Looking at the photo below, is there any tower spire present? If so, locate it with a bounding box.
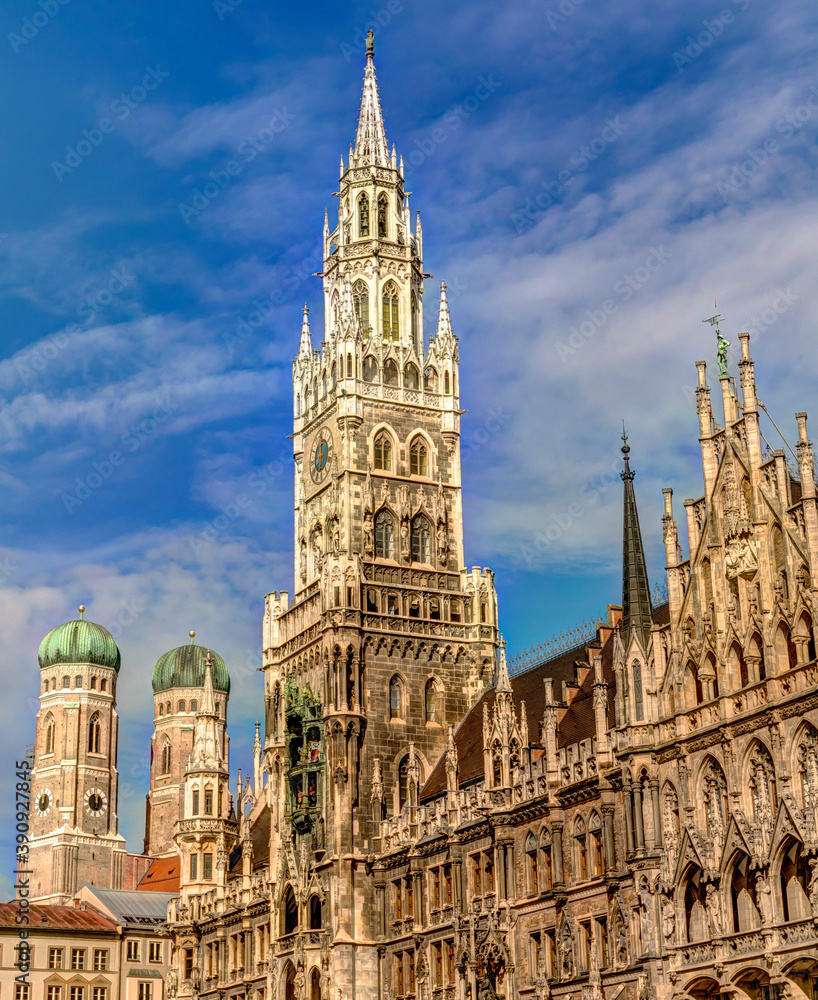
[299,304,312,355]
[354,32,389,165]
[436,281,453,339]
[620,428,653,650]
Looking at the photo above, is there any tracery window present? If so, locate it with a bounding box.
[382,282,399,341]
[390,676,404,720]
[374,434,392,471]
[353,280,370,337]
[88,713,101,754]
[411,514,432,563]
[358,193,369,237]
[377,193,388,238]
[410,438,428,477]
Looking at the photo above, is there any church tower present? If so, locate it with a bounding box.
[28,607,127,903]
[144,635,231,856]
[261,37,499,999]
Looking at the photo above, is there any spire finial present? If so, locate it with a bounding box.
[366,28,374,57]
[620,422,634,481]
[496,635,512,692]
[354,36,389,165]
[703,302,730,378]
[189,630,196,644]
[78,605,85,619]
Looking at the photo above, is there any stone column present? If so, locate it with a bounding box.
[651,780,663,849]
[633,781,645,851]
[552,822,564,885]
[602,805,616,872]
[623,783,635,854]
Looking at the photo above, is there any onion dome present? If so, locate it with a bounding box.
[151,633,230,695]
[38,606,121,672]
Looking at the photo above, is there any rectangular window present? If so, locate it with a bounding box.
[149,941,162,962]
[580,921,592,971]
[484,851,494,893]
[49,947,64,969]
[432,867,441,908]
[16,988,31,1000]
[71,948,86,970]
[192,789,200,815]
[69,990,84,1000]
[433,941,443,987]
[138,985,153,1000]
[546,929,557,979]
[542,844,553,889]
[407,950,416,994]
[185,948,194,980]
[444,863,453,905]
[472,854,482,895]
[190,853,198,880]
[394,879,403,920]
[92,990,108,1000]
[396,952,405,996]
[127,940,139,962]
[445,940,455,984]
[597,917,609,968]
[529,932,542,982]
[93,949,108,971]
[203,853,213,880]
[406,876,414,919]
[47,988,63,1000]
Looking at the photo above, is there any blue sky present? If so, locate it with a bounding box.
[2,0,818,893]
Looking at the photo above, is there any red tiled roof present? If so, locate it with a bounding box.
[0,902,118,933]
[137,856,180,893]
[421,627,617,801]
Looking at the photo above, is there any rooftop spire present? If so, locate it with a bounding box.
[620,427,653,650]
[354,32,389,166]
[496,635,512,693]
[299,304,312,355]
[436,281,453,338]
[201,649,216,717]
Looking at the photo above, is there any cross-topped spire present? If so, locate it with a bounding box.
[354,36,389,165]
[620,429,653,650]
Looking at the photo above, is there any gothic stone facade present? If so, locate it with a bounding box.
[154,45,818,1000]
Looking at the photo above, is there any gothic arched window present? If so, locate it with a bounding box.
[346,352,353,378]
[589,812,603,875]
[161,740,171,775]
[283,884,298,935]
[374,434,392,471]
[363,356,378,383]
[376,510,396,559]
[383,360,398,386]
[353,280,370,337]
[309,895,322,930]
[44,714,55,755]
[88,713,101,754]
[424,367,438,392]
[404,364,419,390]
[524,834,538,893]
[574,816,587,881]
[410,438,428,477]
[632,660,644,721]
[377,193,388,238]
[424,678,437,724]
[390,676,404,720]
[398,755,409,809]
[382,282,399,341]
[411,515,432,564]
[358,193,370,238]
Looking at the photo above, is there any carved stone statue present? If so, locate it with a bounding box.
[661,897,675,946]
[756,872,773,925]
[559,918,574,980]
[717,329,731,378]
[167,970,178,999]
[808,857,818,915]
[705,884,722,937]
[363,512,374,559]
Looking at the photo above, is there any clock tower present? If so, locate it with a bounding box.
[262,38,499,998]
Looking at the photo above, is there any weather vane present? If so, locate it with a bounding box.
[703,302,730,378]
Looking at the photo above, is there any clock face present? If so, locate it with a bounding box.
[84,787,107,818]
[35,789,52,817]
[310,429,333,485]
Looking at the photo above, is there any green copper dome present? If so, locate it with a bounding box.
[151,643,230,695]
[38,616,121,672]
